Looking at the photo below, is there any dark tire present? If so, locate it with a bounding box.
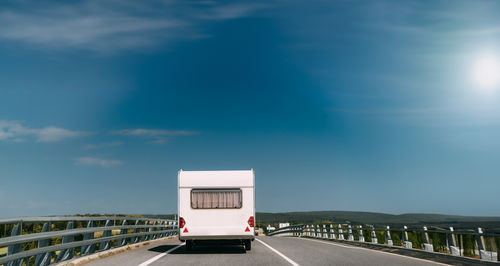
[186,240,193,251]
[244,239,251,251]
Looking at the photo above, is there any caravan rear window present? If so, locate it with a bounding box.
[191,189,242,209]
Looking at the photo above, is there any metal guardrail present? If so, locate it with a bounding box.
[0,216,178,266]
[268,225,304,236]
[268,223,500,262]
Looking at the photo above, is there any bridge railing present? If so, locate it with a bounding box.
[268,223,500,262]
[0,216,178,266]
[267,225,304,237]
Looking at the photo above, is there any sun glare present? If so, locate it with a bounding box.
[471,54,500,91]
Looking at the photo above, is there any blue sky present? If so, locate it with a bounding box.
[1,0,500,218]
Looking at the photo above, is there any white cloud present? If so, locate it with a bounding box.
[113,128,196,137]
[75,157,122,167]
[112,128,197,144]
[36,126,88,142]
[84,141,123,150]
[0,0,267,52]
[0,120,90,142]
[366,2,500,40]
[195,3,267,20]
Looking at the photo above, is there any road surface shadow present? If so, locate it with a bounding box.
[148,245,180,253]
[148,244,247,254]
[175,245,246,254]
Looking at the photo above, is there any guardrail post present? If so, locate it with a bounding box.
[371,227,378,243]
[310,225,314,237]
[119,220,128,246]
[56,221,75,262]
[156,221,162,239]
[161,221,167,238]
[322,224,328,239]
[7,223,23,266]
[140,220,146,241]
[34,222,52,266]
[330,224,336,240]
[157,221,163,238]
[358,225,365,242]
[142,220,150,241]
[476,227,495,261]
[99,220,112,251]
[171,221,176,236]
[402,226,412,248]
[151,221,158,239]
[447,227,460,256]
[81,221,95,255]
[338,224,344,240]
[347,225,354,241]
[422,226,433,252]
[162,221,166,237]
[131,220,140,243]
[150,220,156,240]
[165,221,170,237]
[316,224,321,239]
[158,221,164,238]
[305,225,309,237]
[385,226,393,246]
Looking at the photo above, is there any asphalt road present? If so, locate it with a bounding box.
[86,236,447,266]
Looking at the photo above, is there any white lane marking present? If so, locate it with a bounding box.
[297,238,359,249]
[137,243,185,266]
[256,238,301,266]
[297,238,449,266]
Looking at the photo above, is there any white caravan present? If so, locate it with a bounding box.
[178,170,255,251]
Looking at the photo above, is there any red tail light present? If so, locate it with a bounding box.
[179,217,186,228]
[248,216,254,228]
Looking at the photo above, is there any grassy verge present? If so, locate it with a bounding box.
[0,246,7,256]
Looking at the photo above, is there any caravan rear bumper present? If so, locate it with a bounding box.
[179,234,254,241]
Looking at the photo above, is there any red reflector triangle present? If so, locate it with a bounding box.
[183,228,188,233]
[245,227,250,232]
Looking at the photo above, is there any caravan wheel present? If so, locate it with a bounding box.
[244,239,251,251]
